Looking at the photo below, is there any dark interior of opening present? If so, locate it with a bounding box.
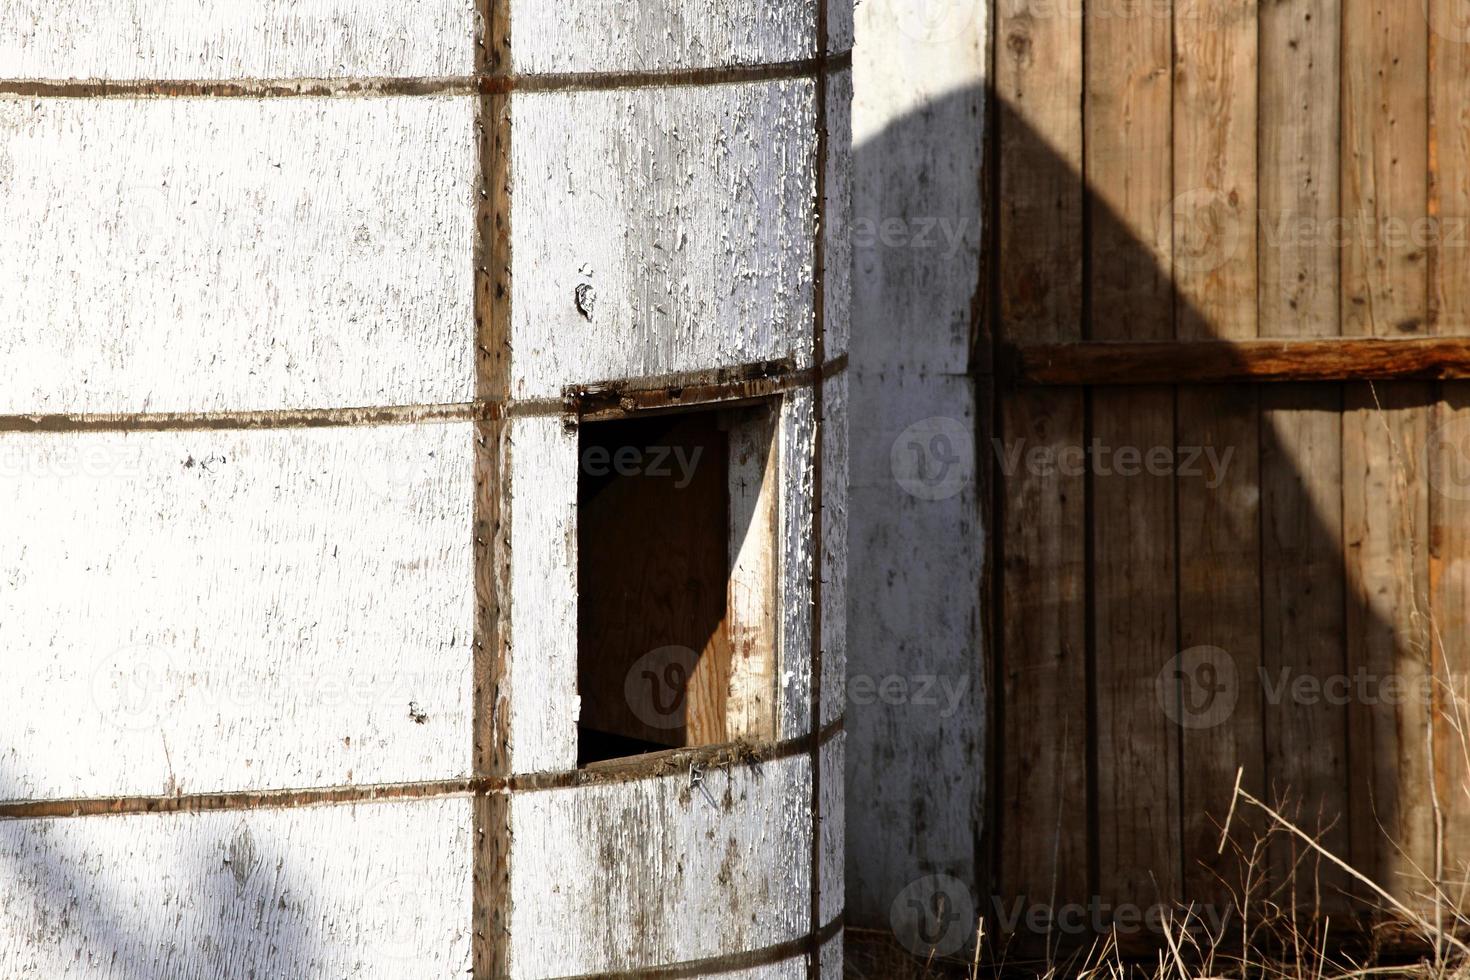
[577,407,748,766]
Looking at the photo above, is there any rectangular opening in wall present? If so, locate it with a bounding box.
[577,400,780,766]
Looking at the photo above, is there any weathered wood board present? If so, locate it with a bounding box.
[1086,0,1180,912]
[992,0,1470,938]
[1173,0,1263,907]
[821,373,849,731]
[0,0,474,80]
[508,0,818,74]
[1258,0,1350,911]
[1342,0,1434,903]
[778,389,818,740]
[824,67,854,361]
[845,0,985,926]
[0,96,476,415]
[0,424,475,800]
[994,0,1088,932]
[0,800,474,978]
[509,81,816,400]
[504,416,580,776]
[506,755,813,976]
[1,0,848,973]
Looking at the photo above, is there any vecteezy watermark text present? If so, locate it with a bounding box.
[993,438,1235,488]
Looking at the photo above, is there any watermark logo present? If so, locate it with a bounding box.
[118,182,176,259]
[887,0,983,43]
[991,895,1235,937]
[992,437,1234,487]
[625,645,698,730]
[847,673,971,718]
[851,215,973,257]
[1429,414,1470,502]
[361,869,425,962]
[91,642,181,733]
[1426,0,1470,44]
[581,444,704,488]
[890,874,975,958]
[893,416,973,501]
[1156,645,1238,731]
[1167,189,1245,277]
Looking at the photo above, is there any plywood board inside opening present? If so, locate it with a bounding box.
[577,402,779,764]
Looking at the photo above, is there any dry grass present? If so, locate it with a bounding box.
[850,700,1470,980]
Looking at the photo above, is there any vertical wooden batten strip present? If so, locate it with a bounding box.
[1085,0,1181,920]
[1172,0,1263,912]
[1428,0,1470,912]
[1258,0,1350,917]
[473,0,514,975]
[994,0,1089,948]
[1342,0,1434,909]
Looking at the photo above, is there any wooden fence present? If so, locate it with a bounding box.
[991,0,1470,946]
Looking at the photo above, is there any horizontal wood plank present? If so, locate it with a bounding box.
[1008,338,1470,385]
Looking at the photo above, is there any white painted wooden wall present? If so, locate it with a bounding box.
[0,2,850,977]
[847,0,988,932]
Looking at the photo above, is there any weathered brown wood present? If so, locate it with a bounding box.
[1342,0,1435,909]
[1430,0,1470,906]
[1259,0,1350,919]
[994,0,1089,944]
[577,413,734,754]
[1008,338,1470,386]
[1430,389,1470,904]
[988,0,1470,943]
[1173,0,1263,913]
[1086,0,1180,917]
[1261,385,1352,913]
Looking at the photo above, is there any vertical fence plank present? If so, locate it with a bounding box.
[1173,0,1263,913]
[1258,0,1351,916]
[1086,0,1180,918]
[1429,0,1470,910]
[994,0,1090,946]
[1342,0,1434,907]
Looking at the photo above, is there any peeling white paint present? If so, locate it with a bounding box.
[0,96,476,415]
[822,372,849,730]
[779,388,817,740]
[510,0,817,74]
[510,81,816,399]
[824,68,855,362]
[0,424,475,800]
[507,755,812,976]
[0,0,474,80]
[505,416,580,776]
[0,0,851,972]
[0,800,474,978]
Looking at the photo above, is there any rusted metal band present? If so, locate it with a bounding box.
[806,2,833,972]
[480,52,853,95]
[0,402,477,433]
[0,719,844,821]
[560,354,848,420]
[548,914,844,980]
[0,52,853,100]
[0,356,850,434]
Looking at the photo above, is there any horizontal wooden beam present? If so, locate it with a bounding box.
[1004,337,1470,385]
